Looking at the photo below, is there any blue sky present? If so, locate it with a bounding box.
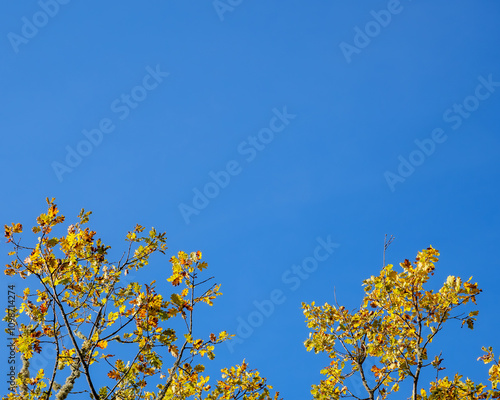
[1,1,499,398]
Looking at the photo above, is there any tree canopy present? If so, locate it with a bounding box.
[303,246,499,400]
[3,199,499,399]
[3,199,279,400]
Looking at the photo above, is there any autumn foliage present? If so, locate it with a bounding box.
[303,247,500,400]
[3,199,499,399]
[3,199,279,400]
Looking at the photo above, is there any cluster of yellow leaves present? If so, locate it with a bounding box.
[168,250,207,286]
[164,362,211,398]
[419,348,500,400]
[205,361,280,400]
[152,360,280,400]
[13,325,42,359]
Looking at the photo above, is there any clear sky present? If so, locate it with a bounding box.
[1,1,499,399]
